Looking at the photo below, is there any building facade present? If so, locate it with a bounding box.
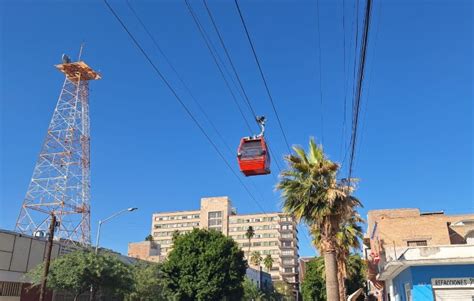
[129,196,299,285]
[1,229,138,301]
[364,208,474,300]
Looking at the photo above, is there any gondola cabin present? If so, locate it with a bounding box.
[237,136,271,176]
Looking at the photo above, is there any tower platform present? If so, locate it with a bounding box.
[55,61,101,81]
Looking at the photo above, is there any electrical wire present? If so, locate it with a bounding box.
[353,0,382,170]
[233,0,292,154]
[348,0,372,181]
[341,0,360,170]
[315,0,325,145]
[340,0,348,160]
[102,0,269,214]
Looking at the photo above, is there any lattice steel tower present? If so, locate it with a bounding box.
[15,54,100,245]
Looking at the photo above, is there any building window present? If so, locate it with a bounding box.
[284,268,293,273]
[282,259,294,265]
[209,219,222,226]
[209,211,222,219]
[407,240,427,247]
[208,211,223,232]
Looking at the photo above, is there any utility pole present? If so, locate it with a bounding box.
[39,213,57,301]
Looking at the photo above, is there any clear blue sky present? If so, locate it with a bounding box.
[1,0,472,257]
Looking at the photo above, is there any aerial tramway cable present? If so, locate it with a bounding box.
[200,0,283,173]
[102,0,268,213]
[233,0,292,155]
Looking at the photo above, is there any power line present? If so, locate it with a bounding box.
[233,0,292,154]
[341,0,360,170]
[348,0,373,180]
[315,0,325,145]
[102,0,269,214]
[340,0,348,160]
[353,0,382,170]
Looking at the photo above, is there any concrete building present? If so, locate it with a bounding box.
[246,267,273,291]
[126,241,163,263]
[129,196,299,285]
[364,208,474,300]
[298,257,313,284]
[1,229,136,301]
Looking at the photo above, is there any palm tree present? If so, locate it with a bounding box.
[312,212,364,300]
[250,251,262,267]
[263,254,274,272]
[277,138,361,301]
[245,226,255,256]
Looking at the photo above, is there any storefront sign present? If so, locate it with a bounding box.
[432,278,474,288]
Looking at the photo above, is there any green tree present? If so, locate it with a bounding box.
[161,228,246,301]
[27,249,133,301]
[250,251,262,267]
[144,234,153,241]
[263,254,274,272]
[344,254,367,298]
[302,255,366,301]
[277,138,361,301]
[242,278,265,301]
[127,262,166,301]
[273,281,295,301]
[245,226,255,255]
[301,257,326,301]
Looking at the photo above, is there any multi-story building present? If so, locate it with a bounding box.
[364,208,474,300]
[129,196,299,285]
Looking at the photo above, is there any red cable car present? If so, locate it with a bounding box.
[237,116,271,176]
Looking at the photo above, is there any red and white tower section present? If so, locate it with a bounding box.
[15,58,100,245]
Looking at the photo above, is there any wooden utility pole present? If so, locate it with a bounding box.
[39,213,57,301]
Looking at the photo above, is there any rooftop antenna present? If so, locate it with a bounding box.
[78,42,85,61]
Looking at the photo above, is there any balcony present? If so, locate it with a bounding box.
[281,260,298,267]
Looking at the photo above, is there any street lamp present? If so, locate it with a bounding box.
[94,207,138,253]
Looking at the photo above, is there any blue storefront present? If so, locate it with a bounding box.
[390,264,474,300]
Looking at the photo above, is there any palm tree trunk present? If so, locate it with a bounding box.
[337,254,347,301]
[324,250,340,301]
[338,268,346,301]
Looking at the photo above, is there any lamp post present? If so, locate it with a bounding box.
[90,207,137,301]
[95,207,138,254]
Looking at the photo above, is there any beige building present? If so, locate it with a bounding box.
[129,196,299,284]
[364,208,474,300]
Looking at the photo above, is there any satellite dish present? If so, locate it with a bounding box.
[33,230,46,238]
[62,53,71,64]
